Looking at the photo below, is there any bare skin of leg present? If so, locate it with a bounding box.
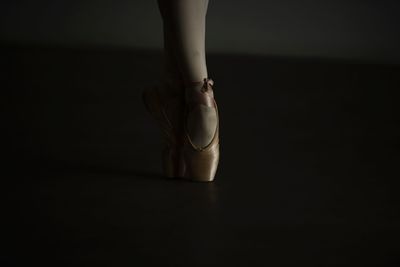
[157,0,218,148]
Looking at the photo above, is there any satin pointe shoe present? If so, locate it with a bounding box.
[142,80,185,178]
[182,78,220,182]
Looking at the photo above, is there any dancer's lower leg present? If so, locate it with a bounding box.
[158,0,217,148]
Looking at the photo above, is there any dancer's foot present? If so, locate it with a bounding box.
[185,78,218,149]
[142,77,185,178]
[182,78,220,182]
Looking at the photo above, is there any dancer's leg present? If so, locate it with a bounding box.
[158,0,217,148]
[167,0,209,85]
[157,0,184,94]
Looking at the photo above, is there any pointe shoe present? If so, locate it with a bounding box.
[182,78,220,182]
[142,80,185,178]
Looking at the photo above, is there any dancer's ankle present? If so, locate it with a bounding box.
[185,78,216,106]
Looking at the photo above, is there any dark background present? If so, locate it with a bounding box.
[1,0,400,62]
[2,0,400,266]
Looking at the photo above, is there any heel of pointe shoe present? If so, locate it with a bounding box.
[183,143,219,182]
[182,78,220,182]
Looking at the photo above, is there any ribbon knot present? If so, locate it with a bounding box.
[201,78,214,93]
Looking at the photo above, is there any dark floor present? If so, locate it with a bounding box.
[2,44,400,266]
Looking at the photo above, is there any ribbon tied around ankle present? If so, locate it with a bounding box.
[200,78,214,93]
